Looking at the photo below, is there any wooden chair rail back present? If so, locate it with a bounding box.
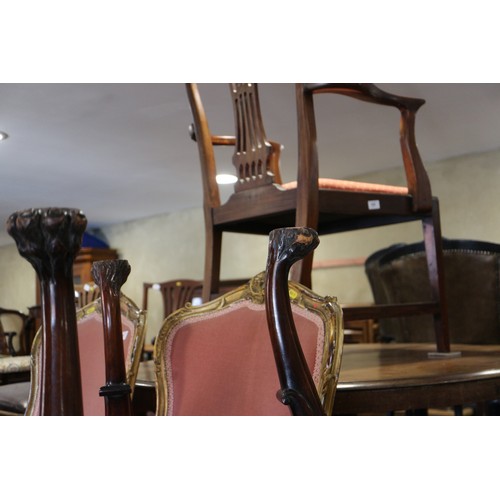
[143,279,203,319]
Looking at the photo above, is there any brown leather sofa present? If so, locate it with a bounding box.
[365,239,500,344]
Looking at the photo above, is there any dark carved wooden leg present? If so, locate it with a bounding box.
[92,260,132,416]
[7,207,87,415]
[422,198,451,353]
[290,252,313,289]
[265,227,324,416]
[203,222,222,303]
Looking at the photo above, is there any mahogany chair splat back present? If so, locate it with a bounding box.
[230,83,279,191]
[142,279,203,319]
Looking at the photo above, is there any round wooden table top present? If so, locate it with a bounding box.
[135,343,500,415]
[338,343,500,387]
[333,343,500,414]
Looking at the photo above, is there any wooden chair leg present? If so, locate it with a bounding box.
[422,198,451,353]
[7,207,87,416]
[290,250,313,289]
[92,260,132,417]
[203,225,222,303]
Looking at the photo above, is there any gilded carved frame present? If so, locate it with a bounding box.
[154,272,343,416]
[25,294,146,416]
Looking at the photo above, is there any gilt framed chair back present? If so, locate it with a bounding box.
[154,272,343,416]
[26,294,146,416]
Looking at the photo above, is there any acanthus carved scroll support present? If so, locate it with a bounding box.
[265,226,325,416]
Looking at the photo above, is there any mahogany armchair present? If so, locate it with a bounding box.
[153,227,344,416]
[187,83,450,353]
[142,279,203,316]
[141,279,202,360]
[74,282,101,309]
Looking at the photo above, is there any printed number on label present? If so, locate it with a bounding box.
[368,200,381,210]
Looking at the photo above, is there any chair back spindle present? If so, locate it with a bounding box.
[230,83,276,192]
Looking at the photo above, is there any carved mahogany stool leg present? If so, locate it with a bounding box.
[265,227,324,416]
[6,207,87,416]
[92,259,132,416]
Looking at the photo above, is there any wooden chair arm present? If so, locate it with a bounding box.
[189,124,236,146]
[297,83,432,212]
[3,332,17,356]
[189,124,282,184]
[265,226,324,416]
[303,83,425,111]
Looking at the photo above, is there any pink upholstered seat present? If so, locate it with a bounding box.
[27,295,146,416]
[154,273,343,416]
[282,178,409,196]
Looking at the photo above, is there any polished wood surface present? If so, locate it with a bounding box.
[7,207,86,416]
[334,343,500,414]
[133,343,500,415]
[92,260,132,416]
[265,227,325,415]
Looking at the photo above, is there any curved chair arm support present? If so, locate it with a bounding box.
[4,332,17,356]
[189,123,237,147]
[265,227,324,416]
[92,259,132,416]
[297,83,432,212]
[0,307,32,356]
[186,84,221,209]
[6,207,86,415]
[303,83,425,111]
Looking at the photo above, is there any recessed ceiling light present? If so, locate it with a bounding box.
[0,131,9,141]
[216,173,237,185]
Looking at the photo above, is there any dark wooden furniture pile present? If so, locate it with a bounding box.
[6,207,132,416]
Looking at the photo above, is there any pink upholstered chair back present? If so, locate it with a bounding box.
[27,294,146,416]
[155,273,343,416]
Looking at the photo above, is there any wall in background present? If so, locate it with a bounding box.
[1,148,499,342]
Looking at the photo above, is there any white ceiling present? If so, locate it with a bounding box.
[1,83,499,248]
